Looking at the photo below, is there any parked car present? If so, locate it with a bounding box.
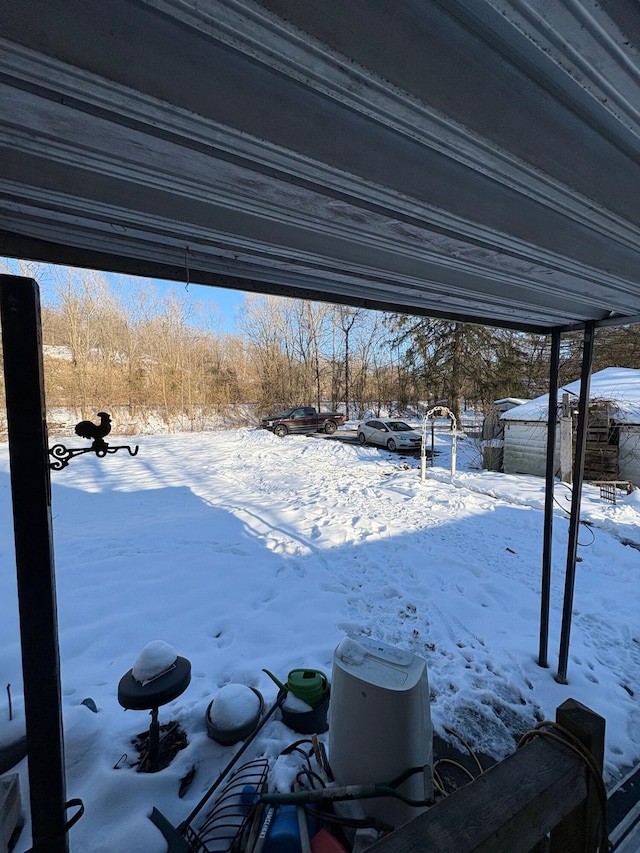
[357,418,422,452]
[262,406,345,438]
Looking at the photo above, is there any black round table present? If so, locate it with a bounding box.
[118,656,191,771]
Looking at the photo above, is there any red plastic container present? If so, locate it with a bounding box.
[310,828,349,853]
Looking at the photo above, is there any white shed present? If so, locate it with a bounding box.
[501,367,640,486]
[481,398,528,470]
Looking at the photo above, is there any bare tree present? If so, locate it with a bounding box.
[333,306,362,419]
[238,294,293,412]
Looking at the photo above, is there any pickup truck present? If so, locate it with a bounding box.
[261,406,345,437]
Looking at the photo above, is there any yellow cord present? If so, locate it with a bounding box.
[517,720,609,852]
[433,719,608,852]
[433,727,485,799]
[443,725,485,777]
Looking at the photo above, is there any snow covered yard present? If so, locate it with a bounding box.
[0,426,639,851]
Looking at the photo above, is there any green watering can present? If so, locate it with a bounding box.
[263,668,329,709]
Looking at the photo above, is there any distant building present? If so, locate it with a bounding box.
[42,345,73,361]
[501,367,640,486]
[481,398,527,470]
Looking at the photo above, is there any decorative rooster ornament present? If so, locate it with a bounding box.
[74,411,112,450]
[49,412,138,471]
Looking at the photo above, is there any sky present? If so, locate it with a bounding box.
[0,419,639,851]
[147,277,247,335]
[0,257,248,334]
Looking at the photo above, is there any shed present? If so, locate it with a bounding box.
[502,368,640,486]
[481,398,528,471]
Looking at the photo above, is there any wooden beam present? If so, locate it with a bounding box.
[0,275,68,852]
[368,736,586,853]
[550,699,606,853]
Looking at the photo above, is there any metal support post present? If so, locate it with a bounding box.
[538,328,561,668]
[0,275,68,851]
[556,322,595,684]
[149,708,160,773]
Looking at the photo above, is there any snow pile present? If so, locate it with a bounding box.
[208,684,260,729]
[131,640,177,684]
[282,692,313,713]
[503,366,640,423]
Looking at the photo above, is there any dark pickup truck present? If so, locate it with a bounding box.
[261,406,345,437]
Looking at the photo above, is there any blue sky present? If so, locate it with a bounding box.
[148,276,247,334]
[1,257,248,334]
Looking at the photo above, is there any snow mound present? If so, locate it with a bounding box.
[282,691,313,712]
[209,684,260,729]
[131,640,177,684]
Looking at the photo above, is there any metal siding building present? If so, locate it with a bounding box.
[619,428,640,487]
[502,368,640,485]
[503,420,561,479]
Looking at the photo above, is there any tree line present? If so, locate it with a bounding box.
[1,262,638,430]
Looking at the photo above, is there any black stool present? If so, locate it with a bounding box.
[118,656,191,771]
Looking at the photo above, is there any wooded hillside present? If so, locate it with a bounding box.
[1,262,638,433]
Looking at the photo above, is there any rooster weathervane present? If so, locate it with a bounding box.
[49,412,139,471]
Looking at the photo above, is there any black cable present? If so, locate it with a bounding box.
[553,482,597,548]
[296,769,327,791]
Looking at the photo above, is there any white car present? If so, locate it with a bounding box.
[357,419,422,452]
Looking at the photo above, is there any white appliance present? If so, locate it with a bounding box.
[329,635,433,829]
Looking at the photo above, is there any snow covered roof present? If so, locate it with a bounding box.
[501,367,640,424]
[492,398,528,412]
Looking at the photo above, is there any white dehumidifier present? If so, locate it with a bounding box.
[329,635,433,829]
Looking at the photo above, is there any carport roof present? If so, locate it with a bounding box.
[1,0,640,333]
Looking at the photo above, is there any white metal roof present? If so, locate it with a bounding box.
[1,1,640,332]
[494,398,528,408]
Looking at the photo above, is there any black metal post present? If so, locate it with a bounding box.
[556,321,595,684]
[538,328,561,668]
[149,707,160,773]
[0,276,68,851]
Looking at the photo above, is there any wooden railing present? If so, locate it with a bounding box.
[370,699,606,853]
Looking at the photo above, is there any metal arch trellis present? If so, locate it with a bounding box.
[421,406,457,482]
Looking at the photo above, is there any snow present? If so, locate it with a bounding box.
[335,636,368,667]
[494,398,527,407]
[0,425,639,851]
[281,692,313,713]
[208,684,261,729]
[132,641,178,684]
[503,366,640,423]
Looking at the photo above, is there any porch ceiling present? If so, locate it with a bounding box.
[1,0,640,332]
